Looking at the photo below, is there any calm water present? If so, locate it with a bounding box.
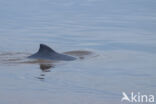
[0,0,156,104]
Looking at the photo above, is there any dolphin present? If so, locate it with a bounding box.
[28,44,77,61]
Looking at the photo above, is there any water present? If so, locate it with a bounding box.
[0,0,156,104]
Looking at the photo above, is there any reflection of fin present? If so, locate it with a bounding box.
[121,92,130,102]
[36,63,54,81]
[40,64,54,72]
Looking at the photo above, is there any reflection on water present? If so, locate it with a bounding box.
[40,64,54,72]
[37,64,54,80]
[0,49,94,81]
[0,50,95,82]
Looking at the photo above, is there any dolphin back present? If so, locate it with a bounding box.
[28,44,76,61]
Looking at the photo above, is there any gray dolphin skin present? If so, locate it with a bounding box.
[28,44,77,61]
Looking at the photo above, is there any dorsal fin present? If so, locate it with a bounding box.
[38,44,56,54]
[28,44,77,61]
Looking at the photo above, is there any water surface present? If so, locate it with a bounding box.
[0,0,156,104]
